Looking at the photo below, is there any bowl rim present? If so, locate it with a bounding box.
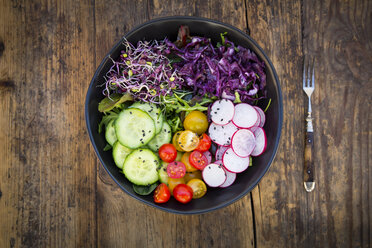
[85,16,283,215]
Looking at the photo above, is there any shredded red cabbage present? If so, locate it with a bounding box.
[164,35,267,104]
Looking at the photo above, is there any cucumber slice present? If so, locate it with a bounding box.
[158,161,169,185]
[129,102,164,134]
[115,108,155,149]
[122,149,159,185]
[112,142,132,169]
[105,119,118,146]
[147,122,172,151]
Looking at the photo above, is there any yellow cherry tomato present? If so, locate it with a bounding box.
[177,130,199,152]
[181,152,198,172]
[172,131,184,152]
[187,179,207,199]
[183,170,203,183]
[183,111,209,135]
[168,177,185,195]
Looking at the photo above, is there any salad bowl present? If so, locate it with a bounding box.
[85,16,282,214]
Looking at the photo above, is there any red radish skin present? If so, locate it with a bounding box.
[222,148,250,173]
[210,99,235,125]
[215,146,229,161]
[232,103,259,128]
[208,122,239,147]
[219,167,237,188]
[203,150,212,164]
[254,106,266,127]
[253,108,261,127]
[231,129,256,157]
[251,127,267,156]
[202,163,227,187]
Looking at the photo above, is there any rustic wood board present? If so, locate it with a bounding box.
[0,0,370,247]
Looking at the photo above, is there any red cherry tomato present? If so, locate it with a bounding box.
[189,150,209,170]
[166,161,186,178]
[159,144,177,162]
[195,133,212,152]
[173,184,193,204]
[153,183,171,203]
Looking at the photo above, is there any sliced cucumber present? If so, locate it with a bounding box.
[147,122,172,151]
[158,161,169,185]
[122,149,159,185]
[115,108,155,149]
[105,119,118,146]
[129,102,164,134]
[112,142,132,169]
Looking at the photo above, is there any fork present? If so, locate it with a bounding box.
[303,58,315,192]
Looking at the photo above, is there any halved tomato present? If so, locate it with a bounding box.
[173,184,193,204]
[189,150,209,170]
[177,130,199,152]
[195,133,212,152]
[166,161,186,178]
[172,131,184,152]
[153,183,171,203]
[187,179,207,199]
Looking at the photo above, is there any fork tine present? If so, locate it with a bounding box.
[307,60,311,87]
[311,59,315,88]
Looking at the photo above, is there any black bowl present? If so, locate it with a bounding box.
[85,16,282,214]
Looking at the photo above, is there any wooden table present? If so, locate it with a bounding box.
[0,0,371,247]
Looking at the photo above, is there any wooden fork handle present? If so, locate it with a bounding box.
[304,131,315,192]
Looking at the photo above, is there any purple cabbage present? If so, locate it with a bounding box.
[164,35,267,104]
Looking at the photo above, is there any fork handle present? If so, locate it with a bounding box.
[304,131,315,191]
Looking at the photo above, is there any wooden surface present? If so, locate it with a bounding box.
[0,0,371,247]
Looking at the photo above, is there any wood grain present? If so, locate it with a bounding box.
[0,0,97,247]
[0,0,370,247]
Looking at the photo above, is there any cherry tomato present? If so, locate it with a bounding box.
[158,144,177,162]
[183,111,209,135]
[177,130,199,152]
[187,179,207,199]
[181,152,198,172]
[173,184,193,204]
[183,170,202,182]
[166,161,186,178]
[189,150,209,170]
[168,177,185,195]
[172,131,184,151]
[195,133,212,152]
[153,183,171,203]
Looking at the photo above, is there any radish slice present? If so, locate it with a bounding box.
[210,99,235,125]
[215,146,229,161]
[253,109,261,127]
[231,129,256,157]
[254,106,266,127]
[203,150,212,164]
[219,167,237,188]
[232,103,259,128]
[222,148,250,173]
[202,163,227,187]
[208,122,239,146]
[251,127,267,156]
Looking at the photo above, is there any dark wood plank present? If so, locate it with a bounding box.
[0,0,97,247]
[94,0,256,247]
[247,0,372,247]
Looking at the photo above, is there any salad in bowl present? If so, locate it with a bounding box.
[85,17,282,214]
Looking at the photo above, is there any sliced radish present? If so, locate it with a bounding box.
[208,122,239,146]
[210,99,235,125]
[215,146,229,161]
[203,150,212,164]
[222,148,250,173]
[232,103,259,128]
[202,163,227,187]
[254,106,266,127]
[219,167,237,188]
[231,129,256,157]
[253,109,261,127]
[251,127,267,156]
